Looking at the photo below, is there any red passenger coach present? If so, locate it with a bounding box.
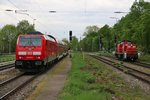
[15,32,66,72]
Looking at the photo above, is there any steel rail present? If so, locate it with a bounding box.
[0,74,39,100]
[0,63,15,71]
[133,61,150,68]
[102,55,150,69]
[0,73,24,87]
[90,54,150,85]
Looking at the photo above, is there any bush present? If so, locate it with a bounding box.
[86,75,96,84]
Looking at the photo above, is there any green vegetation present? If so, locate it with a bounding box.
[139,54,150,62]
[59,53,149,100]
[0,20,35,53]
[113,1,150,53]
[99,51,113,57]
[71,1,150,54]
[59,53,112,100]
[0,54,15,63]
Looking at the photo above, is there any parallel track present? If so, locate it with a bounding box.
[0,73,24,87]
[0,53,68,99]
[90,54,150,85]
[0,63,15,71]
[104,55,150,69]
[0,73,39,100]
[133,61,150,68]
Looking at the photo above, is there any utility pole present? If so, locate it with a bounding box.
[113,11,128,51]
[110,16,119,51]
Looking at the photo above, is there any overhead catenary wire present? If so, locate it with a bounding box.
[1,8,20,22]
[7,0,20,10]
[6,0,39,28]
[2,0,126,34]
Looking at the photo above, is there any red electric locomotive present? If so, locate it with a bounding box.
[15,32,67,72]
[115,40,138,61]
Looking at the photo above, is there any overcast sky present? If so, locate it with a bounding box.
[0,0,149,41]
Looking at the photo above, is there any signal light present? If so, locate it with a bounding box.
[70,37,72,41]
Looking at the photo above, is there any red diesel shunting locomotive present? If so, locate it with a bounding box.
[115,40,138,61]
[15,32,67,72]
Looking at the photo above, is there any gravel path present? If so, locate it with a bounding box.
[26,56,71,100]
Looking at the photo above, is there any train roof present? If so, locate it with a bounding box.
[19,32,57,43]
[26,31,43,35]
[43,34,57,42]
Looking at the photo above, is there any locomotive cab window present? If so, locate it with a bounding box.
[19,36,42,46]
[127,41,131,44]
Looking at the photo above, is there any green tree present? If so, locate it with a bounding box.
[84,25,99,37]
[81,25,99,52]
[112,1,150,53]
[0,20,36,53]
[71,36,79,51]
[62,38,70,46]
[92,36,99,52]
[17,20,35,34]
[62,38,70,49]
[0,25,17,53]
[80,1,150,53]
[98,25,111,51]
[141,12,150,53]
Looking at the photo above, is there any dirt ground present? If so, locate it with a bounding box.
[26,56,72,100]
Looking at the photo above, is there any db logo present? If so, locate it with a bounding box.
[27,52,32,55]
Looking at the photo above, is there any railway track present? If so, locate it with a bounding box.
[133,61,150,68]
[0,63,15,71]
[0,73,24,87]
[90,54,150,85]
[0,55,67,99]
[0,73,39,99]
[102,55,150,69]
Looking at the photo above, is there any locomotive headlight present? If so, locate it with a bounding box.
[33,52,41,55]
[18,51,26,55]
[128,46,131,48]
[36,56,41,59]
[19,56,23,59]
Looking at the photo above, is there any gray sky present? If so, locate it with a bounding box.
[0,0,149,41]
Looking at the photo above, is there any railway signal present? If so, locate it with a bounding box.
[69,31,72,42]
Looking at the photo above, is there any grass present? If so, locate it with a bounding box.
[59,53,112,100]
[59,52,150,100]
[0,54,15,63]
[99,51,113,57]
[139,54,150,63]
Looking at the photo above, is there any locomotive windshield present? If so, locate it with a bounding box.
[120,40,132,44]
[19,36,42,46]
